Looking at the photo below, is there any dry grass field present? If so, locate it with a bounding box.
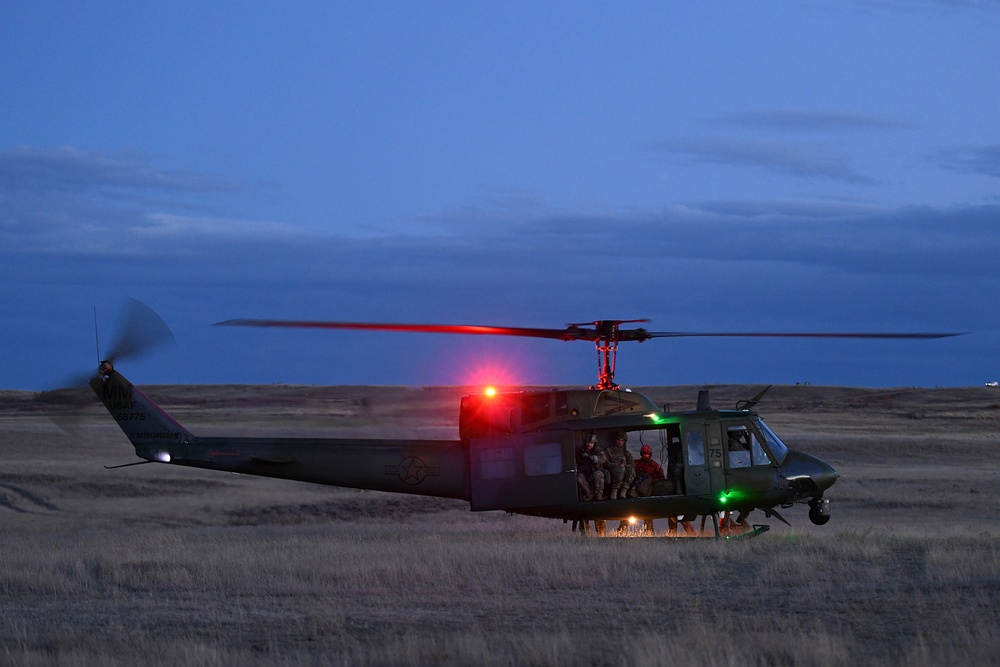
[2,383,999,666]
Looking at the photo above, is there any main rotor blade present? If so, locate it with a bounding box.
[215,319,599,341]
[642,331,963,340]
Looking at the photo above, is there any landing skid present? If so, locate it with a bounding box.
[662,523,771,540]
[720,524,770,540]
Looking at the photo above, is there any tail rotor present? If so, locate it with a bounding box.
[36,298,175,433]
[98,297,175,373]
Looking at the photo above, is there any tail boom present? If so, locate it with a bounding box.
[90,365,469,499]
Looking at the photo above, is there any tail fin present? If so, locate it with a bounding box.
[90,361,193,460]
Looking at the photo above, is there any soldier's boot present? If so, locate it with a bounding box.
[578,476,593,501]
[626,486,638,498]
[609,488,618,500]
[594,477,605,500]
[623,475,636,496]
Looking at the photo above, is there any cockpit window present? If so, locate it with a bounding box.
[725,425,752,468]
[751,433,771,466]
[755,418,789,464]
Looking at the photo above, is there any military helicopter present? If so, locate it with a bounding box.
[88,307,959,538]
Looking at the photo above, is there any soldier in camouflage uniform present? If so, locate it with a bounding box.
[604,431,636,500]
[576,432,607,501]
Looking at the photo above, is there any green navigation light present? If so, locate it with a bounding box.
[718,489,749,506]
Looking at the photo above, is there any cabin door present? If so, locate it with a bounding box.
[469,431,578,511]
[683,424,710,497]
[684,422,724,498]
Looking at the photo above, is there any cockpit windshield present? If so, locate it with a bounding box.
[754,418,789,463]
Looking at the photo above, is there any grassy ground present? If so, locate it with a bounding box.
[2,384,999,665]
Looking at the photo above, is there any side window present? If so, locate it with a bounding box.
[523,442,562,476]
[726,425,752,469]
[479,446,517,480]
[687,430,705,466]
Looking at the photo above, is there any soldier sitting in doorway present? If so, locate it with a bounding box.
[576,432,607,501]
[604,431,635,500]
[631,444,664,497]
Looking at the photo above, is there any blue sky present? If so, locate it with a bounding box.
[2,2,998,391]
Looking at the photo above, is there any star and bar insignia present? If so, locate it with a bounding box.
[385,456,440,485]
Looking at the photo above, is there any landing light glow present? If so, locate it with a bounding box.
[157,452,171,463]
[484,386,497,397]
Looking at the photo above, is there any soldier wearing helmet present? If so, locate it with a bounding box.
[576,432,607,501]
[603,430,635,500]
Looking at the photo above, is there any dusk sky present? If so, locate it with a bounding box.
[2,2,998,392]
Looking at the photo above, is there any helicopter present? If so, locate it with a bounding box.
[88,308,960,538]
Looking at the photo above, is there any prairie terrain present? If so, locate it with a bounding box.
[1,384,999,666]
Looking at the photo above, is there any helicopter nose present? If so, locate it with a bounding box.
[784,452,839,496]
[814,461,839,492]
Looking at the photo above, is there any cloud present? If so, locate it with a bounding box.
[937,145,1000,178]
[2,145,994,293]
[0,146,235,195]
[10,144,990,297]
[647,138,876,184]
[691,198,890,219]
[0,146,275,256]
[1,146,994,312]
[711,110,911,132]
[395,200,1000,291]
